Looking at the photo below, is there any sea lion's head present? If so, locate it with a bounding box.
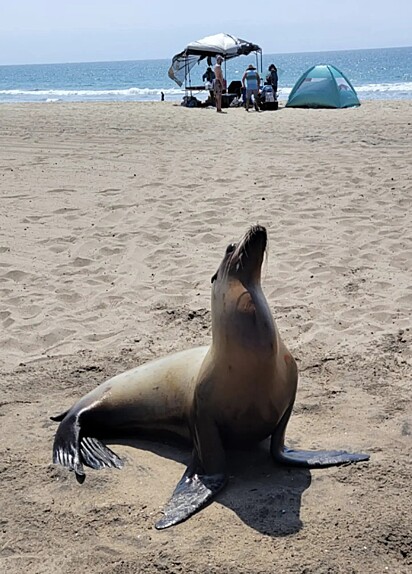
[210,225,273,349]
[211,224,267,287]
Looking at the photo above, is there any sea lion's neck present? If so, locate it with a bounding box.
[211,282,278,355]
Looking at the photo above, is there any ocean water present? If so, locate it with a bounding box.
[0,46,411,104]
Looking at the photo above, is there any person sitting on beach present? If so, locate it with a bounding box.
[202,66,215,101]
[202,67,215,85]
[260,81,275,108]
[213,56,225,113]
[242,64,261,112]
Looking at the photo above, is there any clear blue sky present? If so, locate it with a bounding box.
[1,1,411,65]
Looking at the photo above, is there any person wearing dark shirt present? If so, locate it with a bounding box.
[202,67,215,84]
[202,66,215,105]
[202,66,216,103]
[266,64,278,96]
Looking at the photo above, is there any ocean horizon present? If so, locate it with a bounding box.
[0,46,411,104]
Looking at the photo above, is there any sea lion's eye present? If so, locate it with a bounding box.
[211,271,218,284]
[226,243,236,254]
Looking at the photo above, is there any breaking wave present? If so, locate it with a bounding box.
[1,82,411,103]
[0,87,185,102]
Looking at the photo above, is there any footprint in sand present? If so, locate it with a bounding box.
[72,257,94,268]
[3,269,31,282]
[47,188,77,194]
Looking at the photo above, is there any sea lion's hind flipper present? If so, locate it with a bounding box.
[270,404,369,468]
[80,436,123,471]
[53,414,123,482]
[50,409,69,422]
[52,413,85,482]
[155,465,226,529]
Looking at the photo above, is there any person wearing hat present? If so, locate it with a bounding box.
[266,64,278,97]
[242,63,261,112]
[213,56,225,113]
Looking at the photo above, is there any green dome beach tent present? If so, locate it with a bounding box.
[286,64,360,109]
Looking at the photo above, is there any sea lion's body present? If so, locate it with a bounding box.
[71,347,208,441]
[52,225,368,529]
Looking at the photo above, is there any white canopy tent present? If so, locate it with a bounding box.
[168,33,262,89]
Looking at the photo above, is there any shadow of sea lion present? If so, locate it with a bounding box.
[110,435,311,537]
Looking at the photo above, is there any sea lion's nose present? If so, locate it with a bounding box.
[250,224,267,237]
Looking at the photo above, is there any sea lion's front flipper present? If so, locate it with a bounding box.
[275,446,369,467]
[155,458,227,529]
[156,409,227,529]
[270,405,370,468]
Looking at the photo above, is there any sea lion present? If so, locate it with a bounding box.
[51,224,369,529]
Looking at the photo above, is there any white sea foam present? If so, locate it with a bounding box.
[279,82,412,97]
[355,82,412,93]
[0,82,411,103]
[0,87,184,97]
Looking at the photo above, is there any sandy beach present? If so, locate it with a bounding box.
[1,100,411,573]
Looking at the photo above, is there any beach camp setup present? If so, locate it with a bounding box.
[168,32,262,92]
[286,64,360,109]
